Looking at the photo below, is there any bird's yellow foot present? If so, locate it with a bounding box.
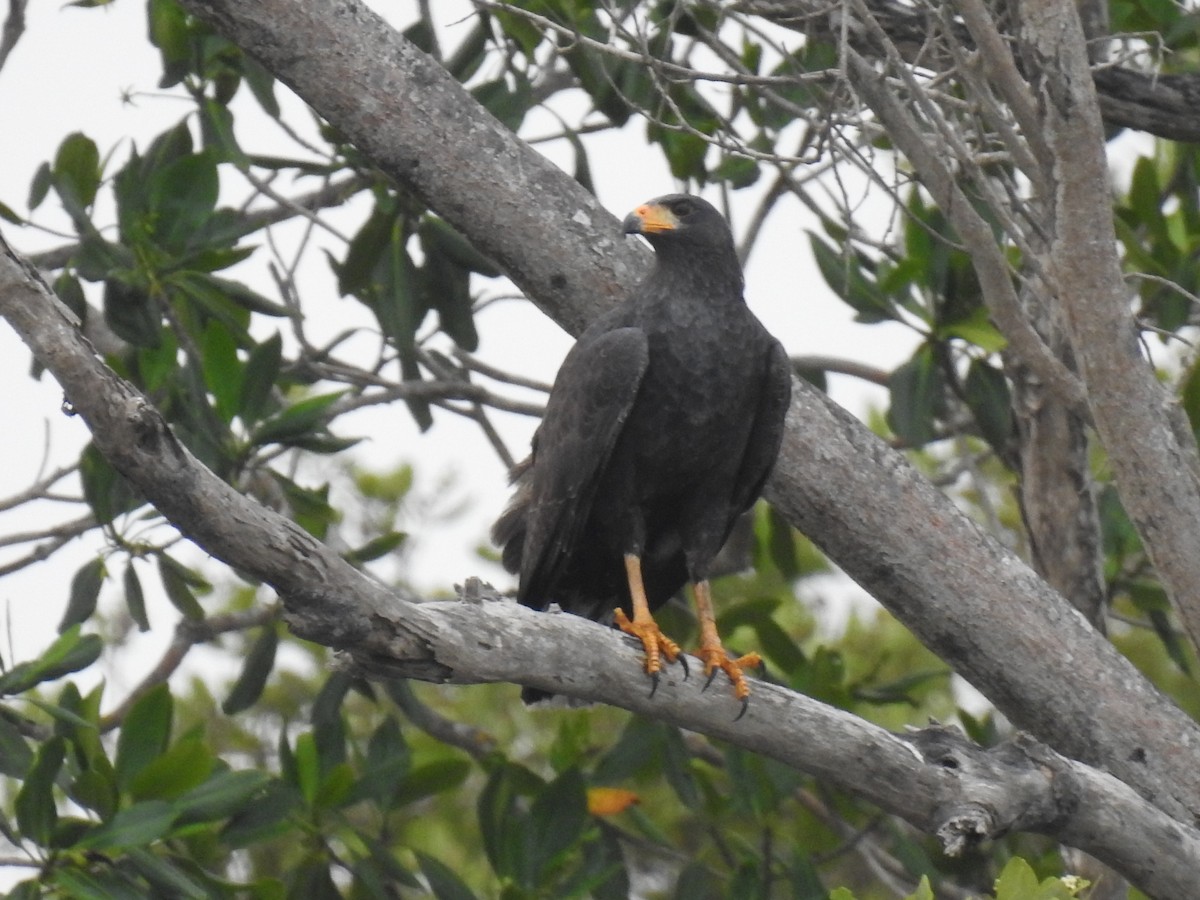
[697,643,763,719]
[613,608,687,696]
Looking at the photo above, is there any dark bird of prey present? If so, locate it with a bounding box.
[492,194,792,713]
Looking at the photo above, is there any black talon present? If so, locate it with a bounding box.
[703,668,719,692]
[648,670,660,698]
[678,654,690,680]
[734,697,749,722]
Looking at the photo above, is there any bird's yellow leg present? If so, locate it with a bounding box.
[613,554,682,683]
[693,580,762,706]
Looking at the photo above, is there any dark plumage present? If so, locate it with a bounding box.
[493,194,791,709]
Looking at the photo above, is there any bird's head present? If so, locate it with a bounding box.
[622,194,735,257]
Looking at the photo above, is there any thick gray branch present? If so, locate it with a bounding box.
[162,0,1200,828]
[1018,0,1200,648]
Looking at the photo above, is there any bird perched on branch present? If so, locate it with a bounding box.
[493,194,791,714]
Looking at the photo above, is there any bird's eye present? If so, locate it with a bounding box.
[669,199,693,217]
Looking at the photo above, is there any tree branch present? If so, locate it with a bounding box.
[742,0,1200,144]
[1017,0,1200,647]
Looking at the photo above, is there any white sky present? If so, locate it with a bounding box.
[0,1,919,668]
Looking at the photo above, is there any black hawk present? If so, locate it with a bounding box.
[493,194,792,711]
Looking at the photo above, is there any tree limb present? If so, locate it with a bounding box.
[742,0,1200,144]
[1017,0,1200,647]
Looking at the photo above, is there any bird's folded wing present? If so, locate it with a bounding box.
[520,327,650,599]
[730,340,793,514]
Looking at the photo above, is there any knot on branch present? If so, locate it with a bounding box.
[457,576,505,605]
[908,722,1079,855]
[936,806,992,856]
[127,395,182,457]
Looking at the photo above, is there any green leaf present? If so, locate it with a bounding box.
[471,76,533,131]
[250,391,345,447]
[201,319,243,424]
[416,851,480,900]
[312,671,353,733]
[123,562,149,632]
[420,247,478,351]
[593,718,662,782]
[53,132,102,209]
[157,554,206,620]
[766,504,800,579]
[220,780,301,847]
[492,9,543,58]
[148,0,190,61]
[887,345,942,446]
[993,857,1041,899]
[174,768,272,823]
[964,359,1013,456]
[196,273,291,317]
[0,715,33,777]
[344,530,407,565]
[146,152,219,251]
[103,277,162,348]
[242,56,280,118]
[51,868,144,900]
[269,473,338,539]
[1128,157,1168,242]
[124,847,210,899]
[59,557,105,633]
[477,763,529,881]
[81,443,141,525]
[200,96,245,163]
[349,716,410,809]
[52,271,88,322]
[5,880,41,900]
[115,683,173,790]
[129,739,213,802]
[0,626,103,696]
[787,851,827,899]
[660,727,701,810]
[528,767,589,879]
[313,762,356,810]
[239,331,283,425]
[75,799,177,850]
[293,732,321,805]
[810,233,893,323]
[420,215,500,277]
[675,862,721,900]
[393,759,471,808]
[16,736,64,844]
[941,307,1007,352]
[903,875,935,900]
[712,154,760,189]
[749,616,806,676]
[337,200,398,296]
[222,625,278,714]
[28,162,52,210]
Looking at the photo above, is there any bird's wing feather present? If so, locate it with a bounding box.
[519,326,650,604]
[730,339,792,513]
